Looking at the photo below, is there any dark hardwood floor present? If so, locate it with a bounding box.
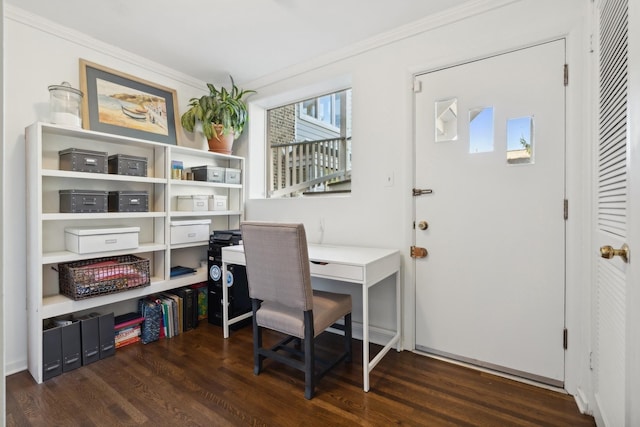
[6,322,595,426]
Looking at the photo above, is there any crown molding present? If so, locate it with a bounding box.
[246,0,520,90]
[5,0,520,91]
[4,4,204,89]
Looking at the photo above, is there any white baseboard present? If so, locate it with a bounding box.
[574,386,592,415]
[5,359,27,377]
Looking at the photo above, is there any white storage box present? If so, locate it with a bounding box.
[209,195,228,211]
[224,168,241,184]
[191,165,225,183]
[64,226,140,254]
[177,195,209,212]
[170,219,211,244]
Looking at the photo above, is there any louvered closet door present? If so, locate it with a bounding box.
[592,0,629,425]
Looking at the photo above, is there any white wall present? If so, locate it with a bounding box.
[241,0,591,402]
[3,0,594,410]
[2,6,209,375]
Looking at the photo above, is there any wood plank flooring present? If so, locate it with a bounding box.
[6,322,595,426]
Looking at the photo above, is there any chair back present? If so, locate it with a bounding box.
[240,222,313,311]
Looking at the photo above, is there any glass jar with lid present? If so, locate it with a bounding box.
[48,82,83,127]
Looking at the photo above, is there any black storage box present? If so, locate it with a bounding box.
[108,154,148,177]
[59,148,108,174]
[42,324,62,380]
[78,315,99,365]
[108,191,149,212]
[76,312,116,361]
[59,189,108,213]
[98,312,116,359]
[42,319,82,380]
[191,165,225,183]
[60,320,82,372]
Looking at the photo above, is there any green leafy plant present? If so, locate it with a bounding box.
[520,135,531,154]
[181,76,256,140]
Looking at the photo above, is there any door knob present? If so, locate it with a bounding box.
[418,221,429,230]
[600,244,630,263]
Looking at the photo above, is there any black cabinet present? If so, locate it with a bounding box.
[208,230,251,328]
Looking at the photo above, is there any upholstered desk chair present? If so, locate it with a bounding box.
[240,221,352,399]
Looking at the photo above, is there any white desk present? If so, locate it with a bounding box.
[221,243,402,392]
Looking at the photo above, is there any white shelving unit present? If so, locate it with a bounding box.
[26,122,244,383]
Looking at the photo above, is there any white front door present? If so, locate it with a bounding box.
[414,40,566,385]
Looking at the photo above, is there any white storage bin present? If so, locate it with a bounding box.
[177,195,209,212]
[170,219,211,244]
[209,195,228,211]
[191,165,225,183]
[64,226,140,254]
[224,168,241,184]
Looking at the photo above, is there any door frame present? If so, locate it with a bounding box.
[407,31,592,402]
[412,40,568,385]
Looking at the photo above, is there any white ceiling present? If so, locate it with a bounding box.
[6,0,473,85]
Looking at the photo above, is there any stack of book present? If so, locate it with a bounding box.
[158,293,180,338]
[137,287,199,342]
[190,282,208,321]
[114,312,144,348]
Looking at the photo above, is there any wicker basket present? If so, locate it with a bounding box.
[58,255,150,300]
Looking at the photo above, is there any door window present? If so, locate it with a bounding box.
[507,116,534,164]
[469,106,494,153]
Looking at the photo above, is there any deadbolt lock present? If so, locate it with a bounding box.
[418,221,429,230]
[410,246,428,258]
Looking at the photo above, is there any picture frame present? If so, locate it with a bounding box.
[79,59,179,145]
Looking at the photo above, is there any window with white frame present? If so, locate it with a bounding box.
[267,89,352,198]
[300,93,342,130]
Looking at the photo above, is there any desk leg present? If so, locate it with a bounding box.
[362,283,370,392]
[362,269,402,392]
[222,261,230,339]
[396,270,402,352]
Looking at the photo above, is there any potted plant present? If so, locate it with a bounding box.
[180,76,256,154]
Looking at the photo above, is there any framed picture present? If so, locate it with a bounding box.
[79,59,179,144]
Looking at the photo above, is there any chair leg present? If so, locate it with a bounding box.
[304,310,315,399]
[344,313,352,363]
[252,299,263,375]
[254,326,264,375]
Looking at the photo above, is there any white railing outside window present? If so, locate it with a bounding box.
[270,137,351,198]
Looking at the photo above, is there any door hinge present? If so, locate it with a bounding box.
[564,64,569,86]
[563,328,568,350]
[413,79,422,93]
[589,351,593,370]
[411,246,428,258]
[564,199,568,220]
